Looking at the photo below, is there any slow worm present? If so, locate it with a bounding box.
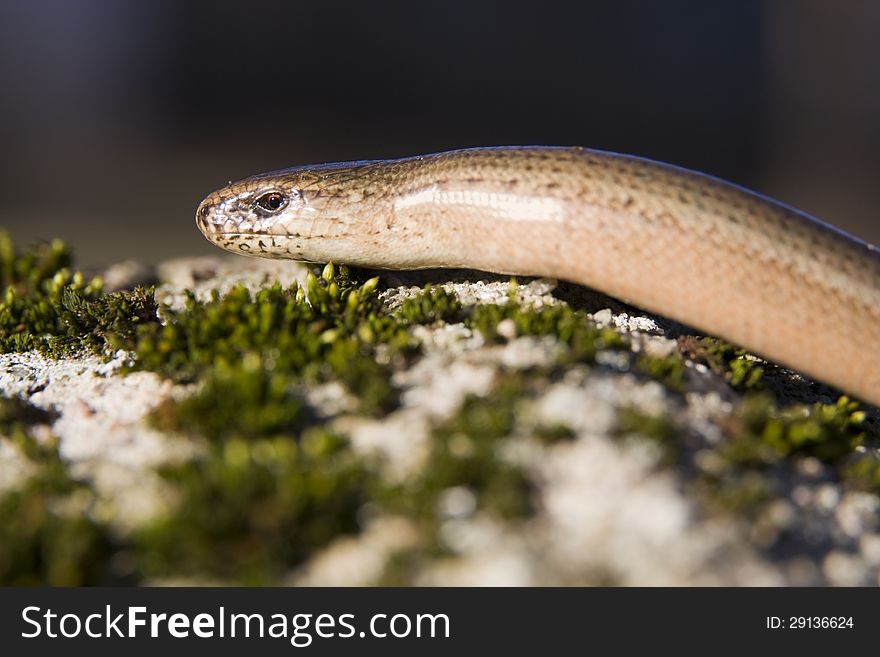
[196,146,880,406]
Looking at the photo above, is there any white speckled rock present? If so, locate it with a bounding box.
[2,256,879,586]
[0,350,196,527]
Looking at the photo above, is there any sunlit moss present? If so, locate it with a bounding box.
[151,357,308,441]
[466,294,627,364]
[7,229,880,584]
[613,391,876,520]
[0,230,156,357]
[134,269,405,415]
[697,337,765,390]
[393,285,463,325]
[724,394,867,464]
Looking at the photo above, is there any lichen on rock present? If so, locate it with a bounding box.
[1,232,879,585]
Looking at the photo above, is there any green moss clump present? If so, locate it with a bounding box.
[697,337,764,390]
[47,286,157,357]
[466,295,627,364]
[698,471,775,517]
[0,395,56,434]
[383,377,534,528]
[152,357,308,441]
[0,396,121,585]
[134,268,404,415]
[635,353,686,391]
[134,430,375,584]
[533,423,577,444]
[725,395,867,465]
[616,408,675,447]
[0,475,119,585]
[841,452,880,495]
[733,394,870,518]
[0,396,60,466]
[0,230,72,291]
[706,394,873,517]
[0,230,157,357]
[394,285,463,325]
[613,391,876,519]
[423,383,534,521]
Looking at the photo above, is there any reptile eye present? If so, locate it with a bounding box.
[255,191,287,213]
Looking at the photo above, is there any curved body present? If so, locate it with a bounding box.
[197,146,880,406]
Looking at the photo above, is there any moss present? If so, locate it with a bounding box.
[841,452,880,495]
[613,390,876,521]
[0,231,72,291]
[635,353,686,391]
[616,407,675,447]
[133,268,441,581]
[134,269,406,415]
[691,337,765,391]
[698,471,775,517]
[143,276,635,444]
[375,376,536,581]
[724,394,867,465]
[533,423,577,444]
[151,357,309,442]
[466,294,627,364]
[134,276,551,583]
[376,550,426,586]
[0,397,60,466]
[0,230,157,357]
[0,395,56,435]
[0,475,120,585]
[13,229,880,583]
[381,376,534,531]
[47,285,158,357]
[394,285,463,325]
[134,429,376,584]
[0,396,122,585]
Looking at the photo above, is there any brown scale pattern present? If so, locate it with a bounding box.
[196,147,880,406]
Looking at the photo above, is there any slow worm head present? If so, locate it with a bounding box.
[196,146,880,407]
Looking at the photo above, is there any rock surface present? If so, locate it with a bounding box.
[2,254,879,585]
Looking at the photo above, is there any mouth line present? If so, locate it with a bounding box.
[205,231,266,238]
[206,231,319,240]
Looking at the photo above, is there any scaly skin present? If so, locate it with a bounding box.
[196,146,880,406]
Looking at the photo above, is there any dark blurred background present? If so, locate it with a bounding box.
[0,0,878,267]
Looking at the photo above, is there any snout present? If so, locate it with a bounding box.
[196,199,214,234]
